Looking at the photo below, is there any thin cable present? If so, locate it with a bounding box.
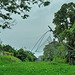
[35,31,50,52]
[35,33,46,52]
[35,35,52,52]
[31,30,50,51]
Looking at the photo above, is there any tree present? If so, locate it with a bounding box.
[16,48,37,61]
[60,23,75,64]
[16,48,26,61]
[53,2,75,38]
[43,41,63,61]
[2,45,16,54]
[0,44,3,51]
[0,0,50,29]
[53,2,75,64]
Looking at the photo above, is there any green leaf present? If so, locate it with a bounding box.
[44,1,50,6]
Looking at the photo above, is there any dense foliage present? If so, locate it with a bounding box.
[43,41,67,63]
[53,2,75,64]
[2,45,16,54]
[0,44,37,61]
[53,2,75,37]
[15,48,37,61]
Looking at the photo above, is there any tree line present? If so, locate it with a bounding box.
[0,44,37,61]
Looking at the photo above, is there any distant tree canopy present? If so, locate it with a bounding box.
[2,45,16,53]
[43,41,67,61]
[0,44,37,61]
[15,48,37,61]
[0,0,50,29]
[0,44,3,51]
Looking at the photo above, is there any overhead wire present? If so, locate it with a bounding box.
[35,34,45,52]
[31,30,50,52]
[35,31,51,52]
[35,33,52,52]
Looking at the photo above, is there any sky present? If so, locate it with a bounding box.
[0,0,75,57]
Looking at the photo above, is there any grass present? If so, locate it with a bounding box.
[0,61,75,75]
[0,55,21,65]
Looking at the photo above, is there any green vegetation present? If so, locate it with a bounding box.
[42,2,75,65]
[0,54,75,75]
[0,1,75,75]
[0,44,37,62]
[53,2,75,64]
[53,55,67,63]
[0,55,21,65]
[15,48,37,61]
[43,41,67,63]
[0,61,75,75]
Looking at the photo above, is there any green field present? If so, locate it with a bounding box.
[0,55,22,65]
[0,61,75,75]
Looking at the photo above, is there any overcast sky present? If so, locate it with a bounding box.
[0,0,75,57]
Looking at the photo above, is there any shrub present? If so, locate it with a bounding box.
[3,52,13,56]
[53,55,67,63]
[15,48,37,61]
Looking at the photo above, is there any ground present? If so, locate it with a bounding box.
[0,61,75,75]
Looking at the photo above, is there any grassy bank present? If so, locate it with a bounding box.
[0,61,75,75]
[0,55,21,65]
